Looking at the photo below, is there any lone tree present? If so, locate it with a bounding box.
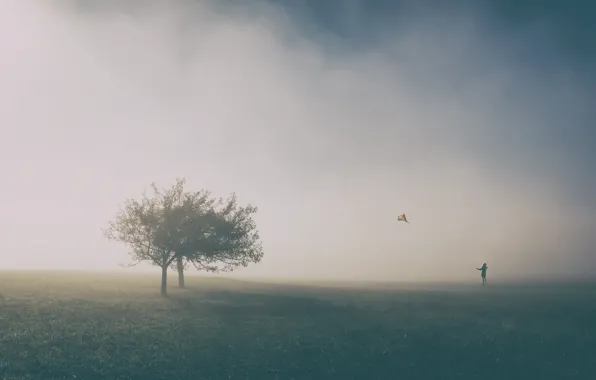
[104,178,264,296]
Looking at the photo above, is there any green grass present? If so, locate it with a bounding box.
[0,271,594,379]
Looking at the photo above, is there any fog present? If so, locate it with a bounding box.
[1,0,594,282]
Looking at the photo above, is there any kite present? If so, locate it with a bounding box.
[397,214,409,223]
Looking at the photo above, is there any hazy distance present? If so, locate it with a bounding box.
[1,0,595,282]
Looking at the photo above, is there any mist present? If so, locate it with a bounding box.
[1,0,594,282]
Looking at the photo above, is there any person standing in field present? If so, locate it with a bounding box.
[477,263,488,285]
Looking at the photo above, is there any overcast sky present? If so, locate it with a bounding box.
[1,0,595,282]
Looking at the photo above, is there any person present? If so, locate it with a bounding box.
[477,263,488,285]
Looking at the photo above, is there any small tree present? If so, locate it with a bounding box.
[104,178,264,296]
[174,193,264,285]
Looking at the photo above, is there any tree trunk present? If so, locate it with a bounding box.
[177,257,185,289]
[160,265,168,297]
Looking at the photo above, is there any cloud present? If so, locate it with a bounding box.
[0,0,594,281]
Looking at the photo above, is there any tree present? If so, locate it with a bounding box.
[104,178,264,296]
[172,192,264,288]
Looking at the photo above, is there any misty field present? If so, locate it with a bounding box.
[0,272,594,379]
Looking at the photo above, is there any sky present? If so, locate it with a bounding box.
[1,0,595,282]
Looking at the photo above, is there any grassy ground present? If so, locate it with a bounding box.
[0,271,594,379]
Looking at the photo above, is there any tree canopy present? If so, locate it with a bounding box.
[104,178,263,295]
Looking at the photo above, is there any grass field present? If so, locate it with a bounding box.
[0,271,594,379]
